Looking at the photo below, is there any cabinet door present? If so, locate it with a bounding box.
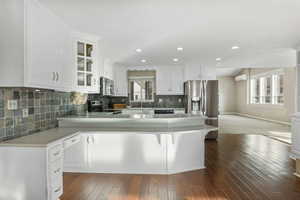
[170,66,184,94]
[25,0,71,91]
[156,67,172,95]
[73,40,99,93]
[87,133,165,174]
[63,135,88,172]
[114,66,128,96]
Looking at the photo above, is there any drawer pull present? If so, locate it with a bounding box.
[54,187,61,193]
[72,139,77,143]
[54,168,61,174]
[53,151,60,156]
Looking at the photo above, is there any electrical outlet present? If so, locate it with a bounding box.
[23,108,29,118]
[159,98,163,103]
[7,100,18,110]
[178,98,182,103]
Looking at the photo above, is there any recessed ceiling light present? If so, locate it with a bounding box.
[232,46,240,50]
[173,58,179,62]
[177,47,183,51]
[141,59,146,63]
[216,58,221,61]
[136,48,142,53]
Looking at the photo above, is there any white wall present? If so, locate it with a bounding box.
[219,48,297,69]
[0,0,25,86]
[218,76,236,114]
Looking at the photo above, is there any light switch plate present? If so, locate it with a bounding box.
[23,108,29,118]
[7,100,18,110]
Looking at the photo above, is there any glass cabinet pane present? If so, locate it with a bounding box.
[77,42,84,56]
[77,57,85,71]
[86,59,93,72]
[86,73,93,86]
[86,44,93,57]
[78,72,85,86]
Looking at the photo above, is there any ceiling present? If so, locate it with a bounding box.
[40,0,300,68]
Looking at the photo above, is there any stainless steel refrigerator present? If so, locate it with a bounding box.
[184,80,219,139]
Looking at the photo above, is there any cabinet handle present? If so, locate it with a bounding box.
[54,187,61,193]
[92,135,95,144]
[71,139,77,143]
[53,151,60,156]
[54,168,61,174]
[52,72,56,81]
[56,72,59,82]
[87,136,90,144]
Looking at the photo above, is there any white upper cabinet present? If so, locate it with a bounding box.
[24,0,73,91]
[0,0,100,93]
[113,65,128,96]
[156,65,184,95]
[72,35,100,94]
[112,65,184,96]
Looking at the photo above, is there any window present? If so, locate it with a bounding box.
[250,71,284,105]
[77,41,94,87]
[128,70,156,102]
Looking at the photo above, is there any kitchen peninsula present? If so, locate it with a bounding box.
[0,112,216,200]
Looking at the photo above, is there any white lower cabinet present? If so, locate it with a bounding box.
[63,133,166,174]
[88,133,165,174]
[0,142,64,200]
[47,143,64,200]
[63,134,89,172]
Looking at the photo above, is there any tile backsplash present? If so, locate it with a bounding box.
[88,94,185,109]
[0,88,86,142]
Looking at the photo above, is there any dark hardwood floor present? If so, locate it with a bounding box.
[61,134,300,200]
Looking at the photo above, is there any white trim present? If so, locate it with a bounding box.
[234,113,291,126]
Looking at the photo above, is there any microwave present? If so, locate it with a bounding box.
[100,76,114,96]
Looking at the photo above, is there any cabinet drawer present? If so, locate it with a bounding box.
[49,144,63,162]
[64,134,81,149]
[49,159,63,185]
[50,183,63,200]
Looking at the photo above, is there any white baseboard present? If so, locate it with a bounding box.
[227,112,291,126]
[219,112,238,115]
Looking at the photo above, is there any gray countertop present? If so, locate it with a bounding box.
[58,112,206,119]
[0,111,217,148]
[0,125,217,148]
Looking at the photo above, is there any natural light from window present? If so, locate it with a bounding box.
[250,71,284,105]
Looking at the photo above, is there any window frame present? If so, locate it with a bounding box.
[249,70,284,106]
[128,76,155,103]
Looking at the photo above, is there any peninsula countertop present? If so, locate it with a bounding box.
[57,112,205,119]
[0,124,217,148]
[0,112,217,148]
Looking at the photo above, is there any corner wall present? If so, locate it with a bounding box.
[218,76,237,114]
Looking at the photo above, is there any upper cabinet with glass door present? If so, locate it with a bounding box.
[76,41,98,93]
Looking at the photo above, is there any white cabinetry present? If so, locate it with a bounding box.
[63,134,88,171]
[0,0,99,93]
[86,133,165,174]
[113,65,128,96]
[25,0,72,91]
[72,37,100,94]
[0,141,64,200]
[156,65,184,95]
